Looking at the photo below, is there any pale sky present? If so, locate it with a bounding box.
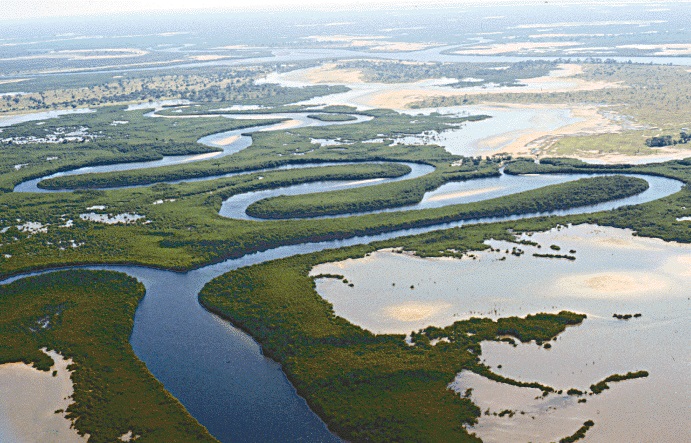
[4,0,682,20]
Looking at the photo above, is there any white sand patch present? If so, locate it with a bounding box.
[0,349,86,443]
[0,78,28,85]
[260,119,302,132]
[339,178,386,186]
[0,48,148,61]
[514,20,666,29]
[384,301,452,322]
[211,135,240,146]
[303,63,366,84]
[677,216,691,221]
[426,186,504,202]
[188,55,230,61]
[556,271,670,297]
[180,152,222,162]
[302,35,438,52]
[86,205,106,210]
[453,42,581,55]
[662,255,691,277]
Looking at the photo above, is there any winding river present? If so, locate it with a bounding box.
[1,106,686,442]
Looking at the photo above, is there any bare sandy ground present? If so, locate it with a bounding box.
[358,75,621,110]
[260,119,303,132]
[556,271,670,297]
[210,134,240,146]
[180,152,223,162]
[452,41,580,55]
[426,186,504,202]
[188,55,230,61]
[0,350,86,443]
[303,63,365,84]
[303,35,438,52]
[0,48,148,62]
[0,78,28,85]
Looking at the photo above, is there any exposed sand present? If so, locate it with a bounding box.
[426,186,504,202]
[0,78,28,85]
[556,271,670,297]
[303,35,438,52]
[0,350,86,443]
[662,255,691,277]
[358,77,621,110]
[303,63,365,84]
[384,301,451,322]
[452,42,581,55]
[180,151,223,162]
[0,48,148,61]
[260,119,303,132]
[189,55,230,61]
[210,135,240,146]
[474,104,621,157]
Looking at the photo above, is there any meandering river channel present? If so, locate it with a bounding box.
[1,104,686,442]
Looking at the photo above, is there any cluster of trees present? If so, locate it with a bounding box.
[645,131,691,147]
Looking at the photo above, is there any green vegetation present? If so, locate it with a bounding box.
[590,371,649,394]
[0,63,347,113]
[411,62,691,158]
[0,105,284,192]
[199,240,584,441]
[306,113,358,122]
[557,420,595,443]
[0,270,216,442]
[336,59,556,89]
[245,162,500,219]
[0,173,649,278]
[39,109,486,190]
[533,253,576,260]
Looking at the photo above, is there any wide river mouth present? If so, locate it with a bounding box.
[1,97,688,441]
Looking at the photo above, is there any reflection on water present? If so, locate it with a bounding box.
[311,224,691,442]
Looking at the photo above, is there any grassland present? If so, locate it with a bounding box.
[0,270,216,442]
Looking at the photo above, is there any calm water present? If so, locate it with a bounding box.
[312,225,691,442]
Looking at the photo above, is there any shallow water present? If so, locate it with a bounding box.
[13,111,371,193]
[312,224,691,442]
[220,172,681,221]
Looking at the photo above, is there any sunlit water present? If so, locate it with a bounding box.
[311,224,691,442]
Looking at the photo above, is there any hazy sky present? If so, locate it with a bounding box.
[5,0,682,20]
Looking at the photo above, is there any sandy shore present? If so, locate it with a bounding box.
[0,349,86,443]
[260,119,303,132]
[452,41,580,55]
[180,151,222,162]
[426,186,504,202]
[480,104,621,156]
[210,134,240,146]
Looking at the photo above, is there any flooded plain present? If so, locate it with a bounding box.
[312,224,691,442]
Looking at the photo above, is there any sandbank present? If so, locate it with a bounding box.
[0,350,86,443]
[555,271,670,297]
[426,186,504,202]
[260,119,303,132]
[384,301,451,322]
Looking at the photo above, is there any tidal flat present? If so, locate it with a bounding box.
[312,224,690,442]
